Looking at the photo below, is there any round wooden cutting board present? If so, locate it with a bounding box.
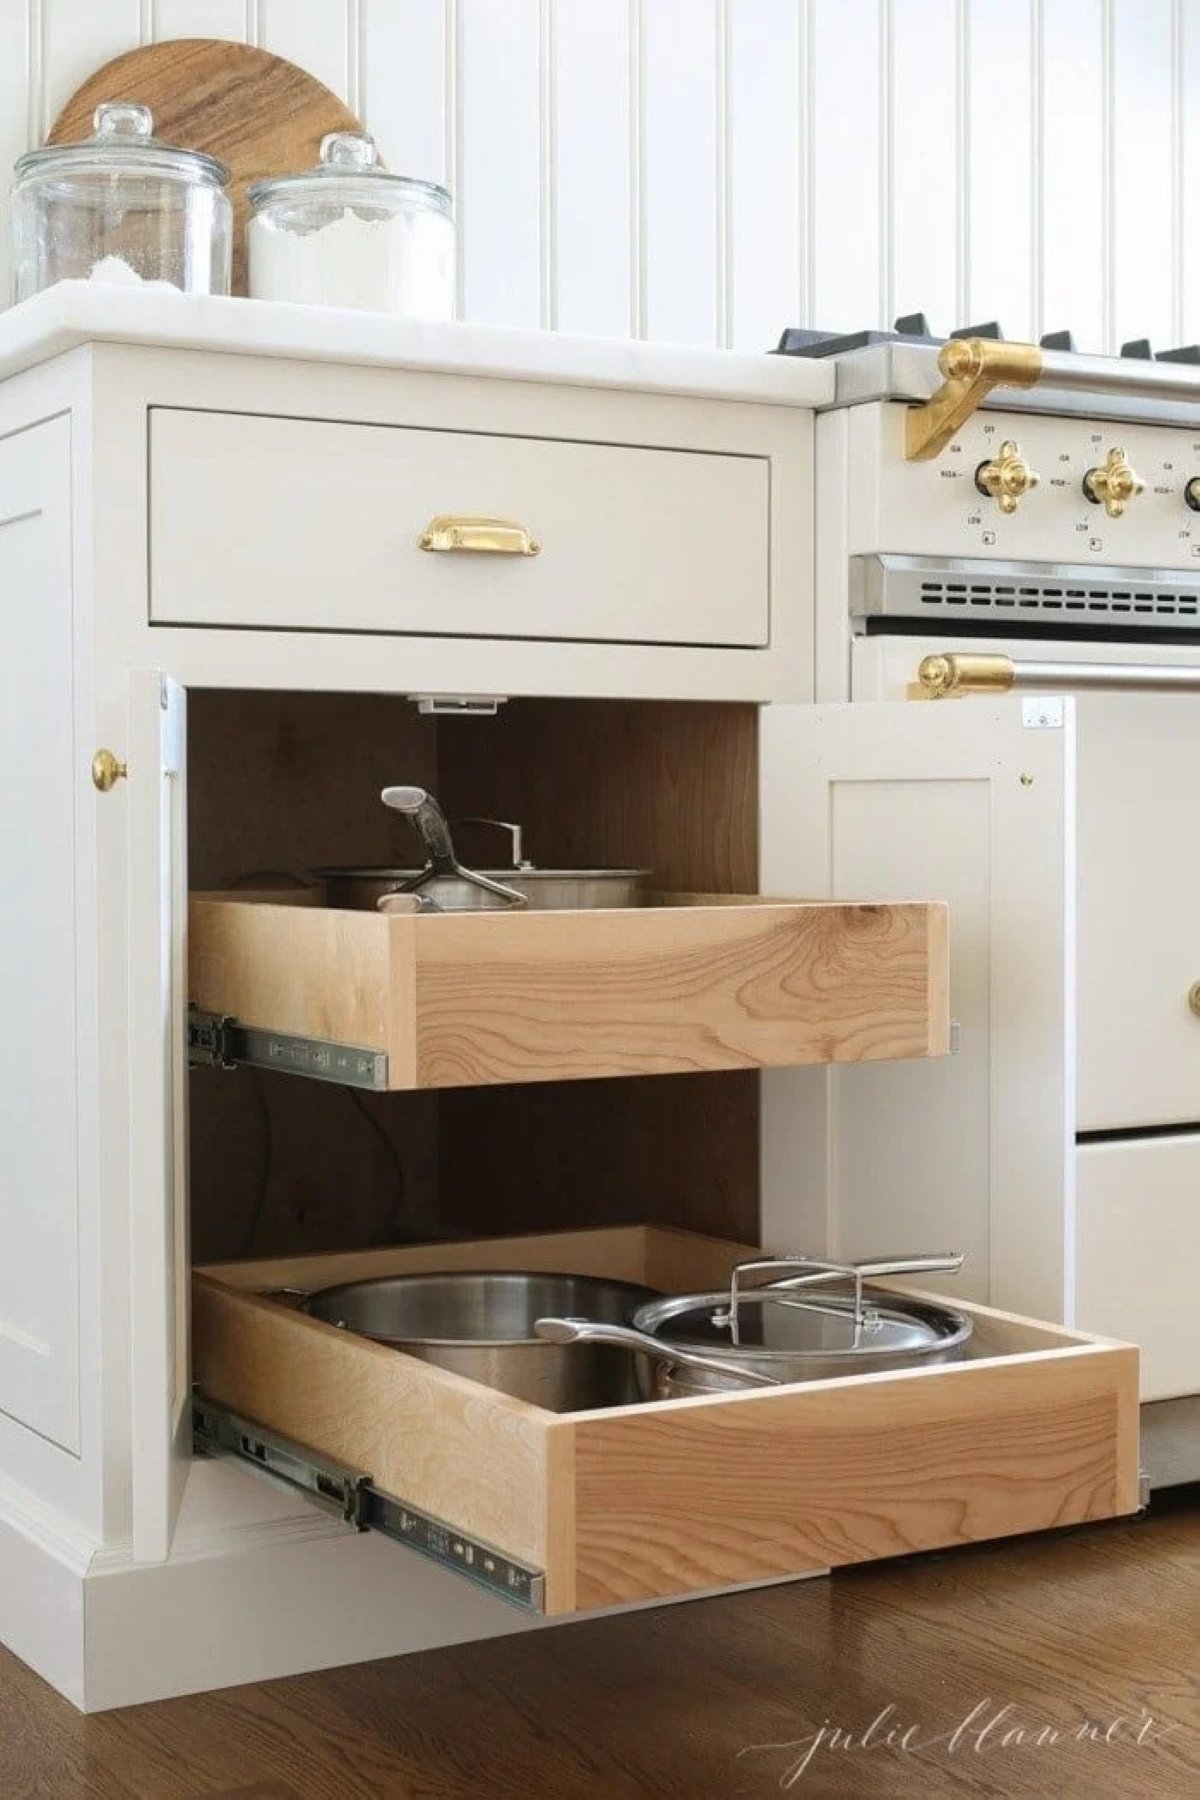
[47,38,367,295]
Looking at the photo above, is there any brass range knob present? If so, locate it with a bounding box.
[1083,446,1144,518]
[1184,477,1200,512]
[974,440,1040,514]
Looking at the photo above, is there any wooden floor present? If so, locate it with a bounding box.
[3,1496,1197,1799]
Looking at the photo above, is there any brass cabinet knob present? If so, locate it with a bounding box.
[974,439,1040,514]
[1082,446,1145,518]
[1188,982,1200,1017]
[91,748,128,792]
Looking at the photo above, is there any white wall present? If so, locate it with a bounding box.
[2,0,1196,352]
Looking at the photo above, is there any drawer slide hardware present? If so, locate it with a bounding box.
[192,1394,546,1612]
[187,1005,389,1091]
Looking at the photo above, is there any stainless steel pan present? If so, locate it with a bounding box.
[536,1252,971,1399]
[299,1268,659,1409]
[312,788,649,914]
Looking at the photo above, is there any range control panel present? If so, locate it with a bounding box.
[846,403,1200,570]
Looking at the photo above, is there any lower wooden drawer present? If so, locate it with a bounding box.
[192,1226,1140,1615]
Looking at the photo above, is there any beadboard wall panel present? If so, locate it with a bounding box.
[1040,0,1105,352]
[3,0,1196,351]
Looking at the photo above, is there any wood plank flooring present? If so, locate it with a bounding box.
[1,1496,1196,1799]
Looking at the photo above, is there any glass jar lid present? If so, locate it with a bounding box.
[247,132,452,217]
[14,103,230,187]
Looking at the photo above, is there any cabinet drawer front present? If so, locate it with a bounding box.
[193,1227,1140,1616]
[1077,1135,1200,1401]
[188,893,949,1090]
[149,409,770,646]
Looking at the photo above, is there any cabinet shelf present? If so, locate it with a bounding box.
[188,892,949,1092]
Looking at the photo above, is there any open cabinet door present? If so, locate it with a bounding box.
[760,699,1077,1324]
[128,671,188,1561]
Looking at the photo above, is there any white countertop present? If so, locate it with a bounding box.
[0,282,835,406]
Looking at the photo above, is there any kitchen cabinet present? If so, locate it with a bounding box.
[1077,1135,1200,1401]
[0,414,83,1456]
[0,286,1136,1715]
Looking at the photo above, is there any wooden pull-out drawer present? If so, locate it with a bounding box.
[193,1227,1140,1616]
[149,408,770,647]
[189,893,949,1090]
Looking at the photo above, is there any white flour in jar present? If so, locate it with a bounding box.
[247,207,453,316]
[88,254,181,291]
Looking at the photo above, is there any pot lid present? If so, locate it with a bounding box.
[15,102,230,186]
[247,131,451,216]
[635,1284,971,1364]
[310,865,651,880]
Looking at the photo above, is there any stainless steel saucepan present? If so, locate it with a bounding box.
[535,1252,971,1399]
[299,1268,659,1409]
[311,786,650,913]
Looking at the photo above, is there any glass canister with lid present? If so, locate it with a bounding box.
[247,132,455,317]
[10,103,232,302]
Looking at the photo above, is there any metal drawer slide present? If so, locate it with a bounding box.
[192,1393,545,1611]
[187,1006,389,1091]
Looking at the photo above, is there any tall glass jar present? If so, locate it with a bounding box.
[247,132,455,318]
[10,103,232,302]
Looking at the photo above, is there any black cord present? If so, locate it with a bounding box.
[236,1068,273,1258]
[345,1086,407,1241]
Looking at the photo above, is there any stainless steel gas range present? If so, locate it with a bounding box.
[764,320,1200,1486]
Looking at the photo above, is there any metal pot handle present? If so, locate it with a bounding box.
[452,817,530,870]
[380,786,528,908]
[533,1317,777,1389]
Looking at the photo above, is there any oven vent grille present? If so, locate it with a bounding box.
[916,577,1199,618]
[850,555,1200,633]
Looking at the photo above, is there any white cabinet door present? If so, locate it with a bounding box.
[760,700,1077,1323]
[1077,1134,1200,1401]
[0,417,83,1450]
[1074,692,1200,1131]
[128,672,189,1561]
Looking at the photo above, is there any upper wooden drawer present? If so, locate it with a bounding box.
[193,1225,1141,1618]
[148,408,770,646]
[188,892,949,1091]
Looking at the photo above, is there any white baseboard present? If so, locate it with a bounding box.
[0,1470,93,1708]
[4,1458,826,1712]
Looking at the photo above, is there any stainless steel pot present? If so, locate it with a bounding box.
[311,788,649,913]
[535,1253,971,1399]
[299,1269,659,1409]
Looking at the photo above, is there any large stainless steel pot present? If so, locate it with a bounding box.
[535,1253,972,1399]
[312,788,649,913]
[299,1269,658,1409]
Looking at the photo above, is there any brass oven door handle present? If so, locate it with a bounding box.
[418,515,540,556]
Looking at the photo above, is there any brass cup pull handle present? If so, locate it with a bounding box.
[418,515,540,556]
